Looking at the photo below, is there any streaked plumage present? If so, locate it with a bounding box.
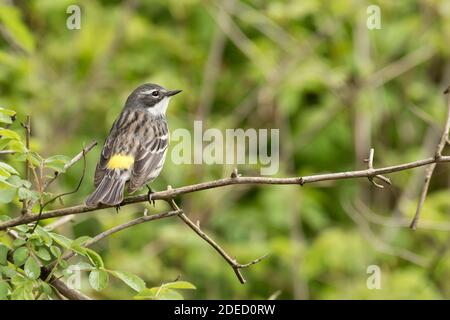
[86,83,181,207]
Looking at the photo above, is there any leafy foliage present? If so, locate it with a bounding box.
[1,0,450,300]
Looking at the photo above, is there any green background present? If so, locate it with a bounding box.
[1,0,450,299]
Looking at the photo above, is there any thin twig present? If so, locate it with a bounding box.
[410,88,450,230]
[44,141,98,191]
[28,140,97,210]
[168,199,267,284]
[364,148,391,188]
[46,209,181,270]
[30,148,88,233]
[21,115,31,214]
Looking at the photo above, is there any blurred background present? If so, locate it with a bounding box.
[1,0,450,299]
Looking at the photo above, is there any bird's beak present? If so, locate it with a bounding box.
[166,89,182,97]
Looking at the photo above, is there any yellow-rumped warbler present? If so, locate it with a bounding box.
[86,83,181,207]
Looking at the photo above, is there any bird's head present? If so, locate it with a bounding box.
[125,83,182,115]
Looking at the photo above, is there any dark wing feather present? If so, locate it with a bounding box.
[93,110,131,187]
[128,120,169,193]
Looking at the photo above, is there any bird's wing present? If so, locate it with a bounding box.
[128,120,169,193]
[93,111,127,187]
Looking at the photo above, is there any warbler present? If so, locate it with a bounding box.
[86,83,181,207]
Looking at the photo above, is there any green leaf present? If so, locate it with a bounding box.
[12,238,26,248]
[0,128,20,141]
[28,236,43,247]
[6,175,31,188]
[11,281,34,300]
[14,224,29,233]
[133,281,195,300]
[48,232,72,249]
[108,270,146,292]
[0,186,16,204]
[35,227,52,247]
[134,288,156,300]
[14,152,41,167]
[0,244,8,265]
[73,236,92,247]
[17,187,40,201]
[156,288,184,300]
[0,162,18,175]
[0,113,13,124]
[0,107,16,117]
[44,155,70,172]
[85,248,104,268]
[69,243,87,256]
[134,287,183,300]
[0,4,35,53]
[0,266,16,278]
[159,281,196,290]
[89,269,109,291]
[49,246,61,258]
[39,281,53,295]
[0,281,9,299]
[12,247,28,266]
[58,259,68,269]
[35,247,51,261]
[7,140,26,153]
[24,257,40,280]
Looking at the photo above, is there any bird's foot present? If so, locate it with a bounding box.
[115,204,121,213]
[146,185,156,207]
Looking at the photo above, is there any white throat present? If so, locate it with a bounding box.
[148,97,170,116]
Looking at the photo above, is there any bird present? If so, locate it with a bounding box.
[85,83,182,207]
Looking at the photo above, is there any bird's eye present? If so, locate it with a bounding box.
[152,91,159,97]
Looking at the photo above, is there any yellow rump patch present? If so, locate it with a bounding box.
[107,154,134,169]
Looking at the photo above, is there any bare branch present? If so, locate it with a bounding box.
[4,154,450,231]
[364,148,391,188]
[20,115,31,214]
[47,209,182,268]
[410,88,450,230]
[46,274,92,300]
[43,140,98,191]
[168,199,267,284]
[28,140,97,210]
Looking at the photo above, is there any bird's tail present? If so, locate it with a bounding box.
[86,171,127,207]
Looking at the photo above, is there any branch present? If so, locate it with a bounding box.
[168,199,267,284]
[28,140,98,210]
[410,88,450,230]
[364,148,391,188]
[20,115,31,214]
[30,144,90,233]
[3,154,450,231]
[46,209,182,268]
[44,140,98,191]
[46,275,92,300]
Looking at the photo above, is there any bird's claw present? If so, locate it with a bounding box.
[147,186,156,207]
